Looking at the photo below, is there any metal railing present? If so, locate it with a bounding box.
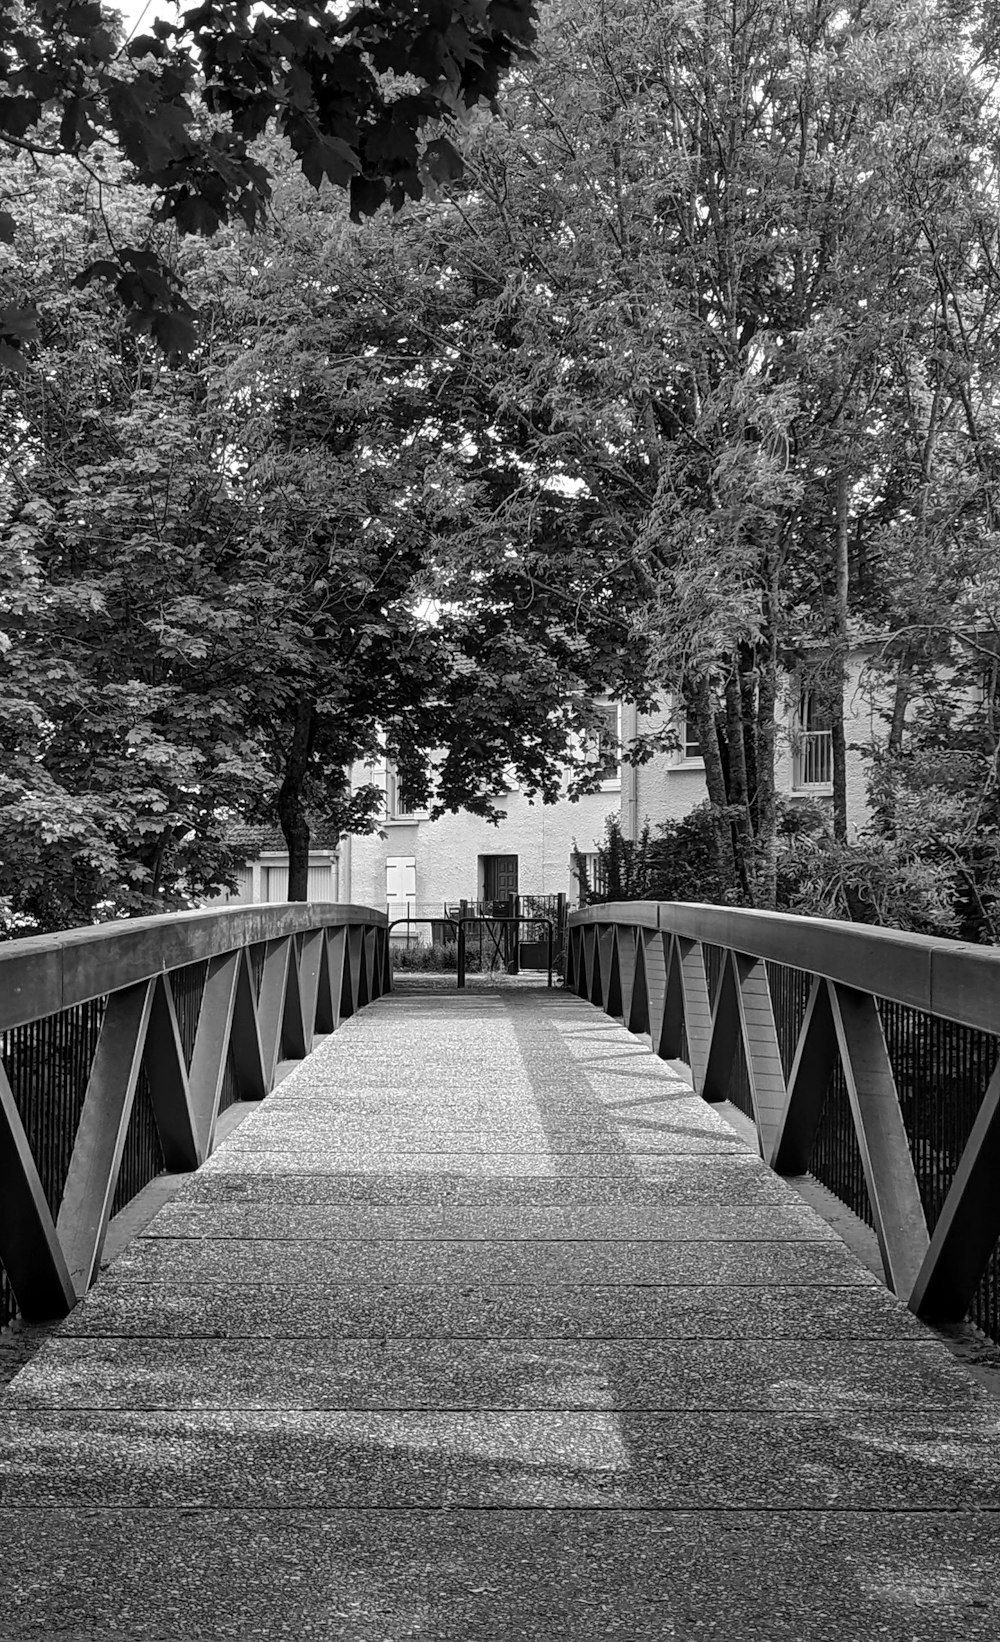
[567,902,1000,1343]
[456,917,554,988]
[0,902,389,1330]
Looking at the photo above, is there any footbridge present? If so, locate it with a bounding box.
[1,901,999,1639]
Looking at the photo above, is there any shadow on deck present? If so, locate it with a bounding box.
[2,981,1000,1640]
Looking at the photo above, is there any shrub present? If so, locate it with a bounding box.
[390,940,483,972]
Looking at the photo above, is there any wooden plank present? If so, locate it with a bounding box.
[188,951,240,1157]
[677,939,712,1087]
[321,928,346,1031]
[702,951,740,1104]
[375,926,391,997]
[143,976,201,1171]
[909,1058,1000,1323]
[627,933,650,1035]
[734,954,787,1164]
[343,926,363,1019]
[581,926,597,1002]
[616,926,637,1024]
[0,1062,76,1320]
[257,938,292,1082]
[229,950,268,1104]
[56,981,154,1297]
[281,939,309,1061]
[599,927,622,1017]
[658,936,684,1060]
[641,930,668,1049]
[360,927,375,1008]
[829,983,930,1299]
[297,930,325,1044]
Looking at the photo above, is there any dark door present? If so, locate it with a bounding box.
[483,854,518,904]
[482,855,519,966]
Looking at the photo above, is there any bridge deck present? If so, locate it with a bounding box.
[1,985,999,1639]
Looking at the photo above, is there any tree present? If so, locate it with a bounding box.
[0,0,540,361]
[1,134,650,921]
[394,0,1000,915]
[193,146,656,895]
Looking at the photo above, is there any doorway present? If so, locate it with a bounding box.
[482,854,518,905]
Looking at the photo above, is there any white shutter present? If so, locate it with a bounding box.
[225,867,253,905]
[264,863,288,901]
[306,863,334,901]
[385,855,417,913]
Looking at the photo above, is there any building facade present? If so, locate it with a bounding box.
[341,660,879,925]
[211,655,880,916]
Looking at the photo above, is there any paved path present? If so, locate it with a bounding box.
[1,985,999,1640]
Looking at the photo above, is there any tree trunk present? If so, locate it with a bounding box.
[690,673,736,893]
[739,642,759,832]
[756,617,779,910]
[887,646,913,756]
[277,697,316,902]
[723,662,754,897]
[831,470,850,842]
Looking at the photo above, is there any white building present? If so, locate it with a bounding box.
[340,661,878,926]
[211,650,880,916]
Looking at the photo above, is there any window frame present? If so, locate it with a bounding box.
[792,690,834,791]
[591,702,622,791]
[668,698,703,767]
[384,763,428,822]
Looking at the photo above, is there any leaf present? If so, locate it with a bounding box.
[0,95,43,139]
[150,308,198,357]
[299,134,360,190]
[350,173,388,220]
[107,78,193,174]
[0,344,29,374]
[173,193,222,236]
[59,96,100,150]
[0,304,39,342]
[423,136,464,185]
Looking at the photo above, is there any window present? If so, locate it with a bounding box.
[681,716,702,762]
[591,703,621,787]
[667,697,702,764]
[571,852,606,905]
[793,692,834,789]
[385,764,424,820]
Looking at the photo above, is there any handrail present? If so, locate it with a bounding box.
[387,916,460,939]
[0,902,389,1326]
[566,902,1000,1340]
[0,902,385,1031]
[571,900,1000,1032]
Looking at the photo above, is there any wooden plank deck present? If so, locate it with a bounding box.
[1,985,999,1640]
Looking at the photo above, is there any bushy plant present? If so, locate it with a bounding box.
[390,941,483,973]
[778,832,960,934]
[575,808,745,907]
